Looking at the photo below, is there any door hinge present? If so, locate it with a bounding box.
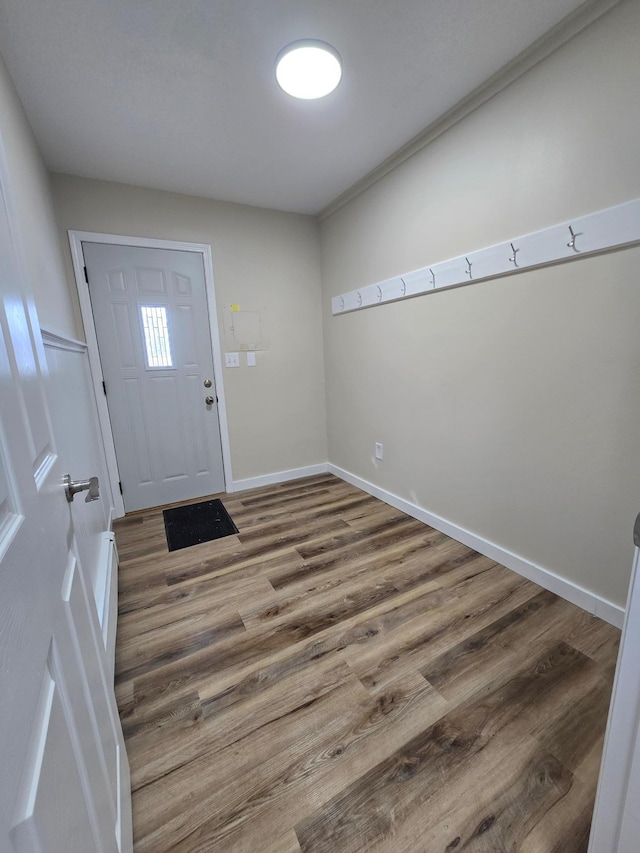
[119,481,123,495]
[84,266,89,284]
[102,380,107,396]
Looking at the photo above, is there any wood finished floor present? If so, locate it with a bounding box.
[114,474,620,853]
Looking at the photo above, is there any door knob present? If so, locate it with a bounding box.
[64,474,100,503]
[205,396,215,405]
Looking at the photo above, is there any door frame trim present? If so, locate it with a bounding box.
[68,230,234,517]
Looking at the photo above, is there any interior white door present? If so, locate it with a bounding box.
[83,242,225,512]
[588,518,640,852]
[0,157,131,848]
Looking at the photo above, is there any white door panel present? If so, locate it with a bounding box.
[5,305,52,464]
[0,142,130,851]
[589,536,640,852]
[10,662,105,853]
[62,549,119,811]
[84,242,225,511]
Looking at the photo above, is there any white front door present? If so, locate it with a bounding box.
[0,157,131,848]
[83,242,226,512]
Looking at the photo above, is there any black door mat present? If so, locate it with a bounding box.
[163,498,239,552]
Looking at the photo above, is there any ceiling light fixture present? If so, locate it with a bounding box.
[275,40,342,100]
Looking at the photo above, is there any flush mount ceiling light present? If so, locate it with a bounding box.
[275,40,342,100]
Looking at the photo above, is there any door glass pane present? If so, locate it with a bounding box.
[140,305,173,368]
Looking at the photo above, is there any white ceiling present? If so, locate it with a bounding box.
[0,0,589,214]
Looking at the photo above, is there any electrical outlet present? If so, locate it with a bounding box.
[375,442,383,460]
[225,352,240,368]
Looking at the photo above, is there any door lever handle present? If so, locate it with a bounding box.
[64,474,100,503]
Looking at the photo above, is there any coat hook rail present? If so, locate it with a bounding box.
[331,198,640,316]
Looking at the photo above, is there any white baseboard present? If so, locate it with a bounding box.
[328,463,625,629]
[230,463,329,493]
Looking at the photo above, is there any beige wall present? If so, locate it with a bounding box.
[0,54,77,338]
[50,174,327,483]
[320,0,640,608]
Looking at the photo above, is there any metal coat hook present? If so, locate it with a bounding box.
[465,257,473,279]
[357,291,362,306]
[400,278,406,296]
[429,268,436,287]
[339,296,344,310]
[567,224,582,252]
[377,285,383,301]
[509,242,519,268]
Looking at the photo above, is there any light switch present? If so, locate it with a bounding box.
[246,351,256,367]
[225,352,240,368]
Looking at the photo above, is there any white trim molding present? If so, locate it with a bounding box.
[232,463,329,493]
[40,327,88,353]
[328,463,624,628]
[68,230,234,517]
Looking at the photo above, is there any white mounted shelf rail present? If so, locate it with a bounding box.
[331,198,640,316]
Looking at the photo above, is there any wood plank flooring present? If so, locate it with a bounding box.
[114,474,620,852]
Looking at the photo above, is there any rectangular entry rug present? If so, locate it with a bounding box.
[163,498,239,552]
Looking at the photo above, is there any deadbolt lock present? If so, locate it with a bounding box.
[204,378,212,388]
